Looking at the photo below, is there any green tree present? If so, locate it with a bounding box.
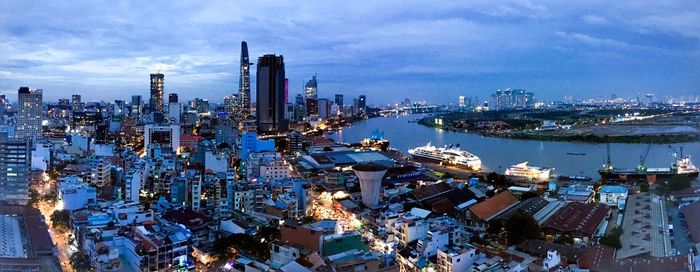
[520,191,539,200]
[70,251,92,271]
[639,181,650,193]
[668,175,691,191]
[50,210,71,232]
[600,227,623,249]
[504,210,540,245]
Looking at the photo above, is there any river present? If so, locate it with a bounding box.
[327,114,700,177]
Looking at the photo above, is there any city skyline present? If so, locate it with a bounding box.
[1,1,699,104]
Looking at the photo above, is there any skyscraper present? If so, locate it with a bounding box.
[16,87,42,140]
[239,41,252,113]
[0,132,31,205]
[358,95,367,114]
[131,95,142,118]
[256,54,287,133]
[168,93,181,124]
[149,73,165,114]
[334,94,344,107]
[71,94,82,112]
[304,75,318,100]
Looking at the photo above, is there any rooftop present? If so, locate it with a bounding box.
[543,202,609,236]
[468,191,518,221]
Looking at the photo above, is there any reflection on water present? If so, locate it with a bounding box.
[327,114,700,177]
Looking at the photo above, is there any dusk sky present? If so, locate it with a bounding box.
[1,1,699,105]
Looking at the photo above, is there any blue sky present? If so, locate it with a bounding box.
[0,1,698,105]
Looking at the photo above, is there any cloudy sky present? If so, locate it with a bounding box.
[1,1,699,105]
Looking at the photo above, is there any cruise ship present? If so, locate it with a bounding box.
[408,142,482,170]
[504,162,553,181]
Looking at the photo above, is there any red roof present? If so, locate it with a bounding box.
[180,135,203,142]
[468,191,518,220]
[543,202,609,237]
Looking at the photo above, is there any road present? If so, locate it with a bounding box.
[36,174,76,272]
[668,204,692,255]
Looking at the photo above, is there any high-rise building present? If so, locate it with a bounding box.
[358,95,367,114]
[256,54,287,133]
[304,75,318,100]
[168,93,181,124]
[284,78,289,104]
[239,41,252,113]
[149,73,165,114]
[71,94,82,112]
[318,98,330,119]
[491,89,534,109]
[334,94,344,107]
[144,124,181,156]
[16,87,42,140]
[131,95,142,118]
[0,132,31,205]
[458,96,465,107]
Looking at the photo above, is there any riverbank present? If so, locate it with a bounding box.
[418,117,700,144]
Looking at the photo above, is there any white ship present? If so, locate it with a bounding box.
[408,142,482,170]
[505,161,552,181]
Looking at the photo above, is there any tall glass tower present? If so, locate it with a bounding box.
[256,54,287,133]
[149,73,165,114]
[304,75,318,100]
[239,41,252,113]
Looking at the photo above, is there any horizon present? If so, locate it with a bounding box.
[1,1,699,104]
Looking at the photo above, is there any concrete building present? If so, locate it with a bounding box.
[436,245,477,272]
[168,93,181,124]
[16,87,43,140]
[0,132,31,205]
[58,177,97,210]
[144,124,180,155]
[598,185,628,209]
[352,164,387,208]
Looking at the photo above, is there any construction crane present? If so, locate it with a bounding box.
[602,142,613,172]
[637,143,653,173]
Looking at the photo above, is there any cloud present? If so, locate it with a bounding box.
[581,14,607,25]
[0,0,698,103]
[556,31,629,48]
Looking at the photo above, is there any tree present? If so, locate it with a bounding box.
[639,181,650,193]
[520,191,539,200]
[504,210,540,245]
[600,226,623,249]
[50,210,71,232]
[70,251,91,271]
[486,220,503,235]
[668,175,691,191]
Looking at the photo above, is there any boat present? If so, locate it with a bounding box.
[566,152,586,156]
[360,129,390,151]
[504,161,553,181]
[598,144,699,181]
[408,142,482,170]
[557,175,592,181]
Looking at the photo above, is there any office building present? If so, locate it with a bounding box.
[256,54,287,133]
[318,98,330,119]
[144,124,181,155]
[239,41,252,113]
[71,94,82,112]
[334,94,343,107]
[0,132,31,205]
[168,93,181,124]
[458,96,465,107]
[131,95,142,118]
[304,75,318,100]
[149,73,165,114]
[16,87,43,140]
[358,95,366,114]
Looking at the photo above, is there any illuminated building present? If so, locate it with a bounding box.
[304,75,318,100]
[16,87,42,140]
[239,41,252,114]
[0,132,31,205]
[149,73,165,114]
